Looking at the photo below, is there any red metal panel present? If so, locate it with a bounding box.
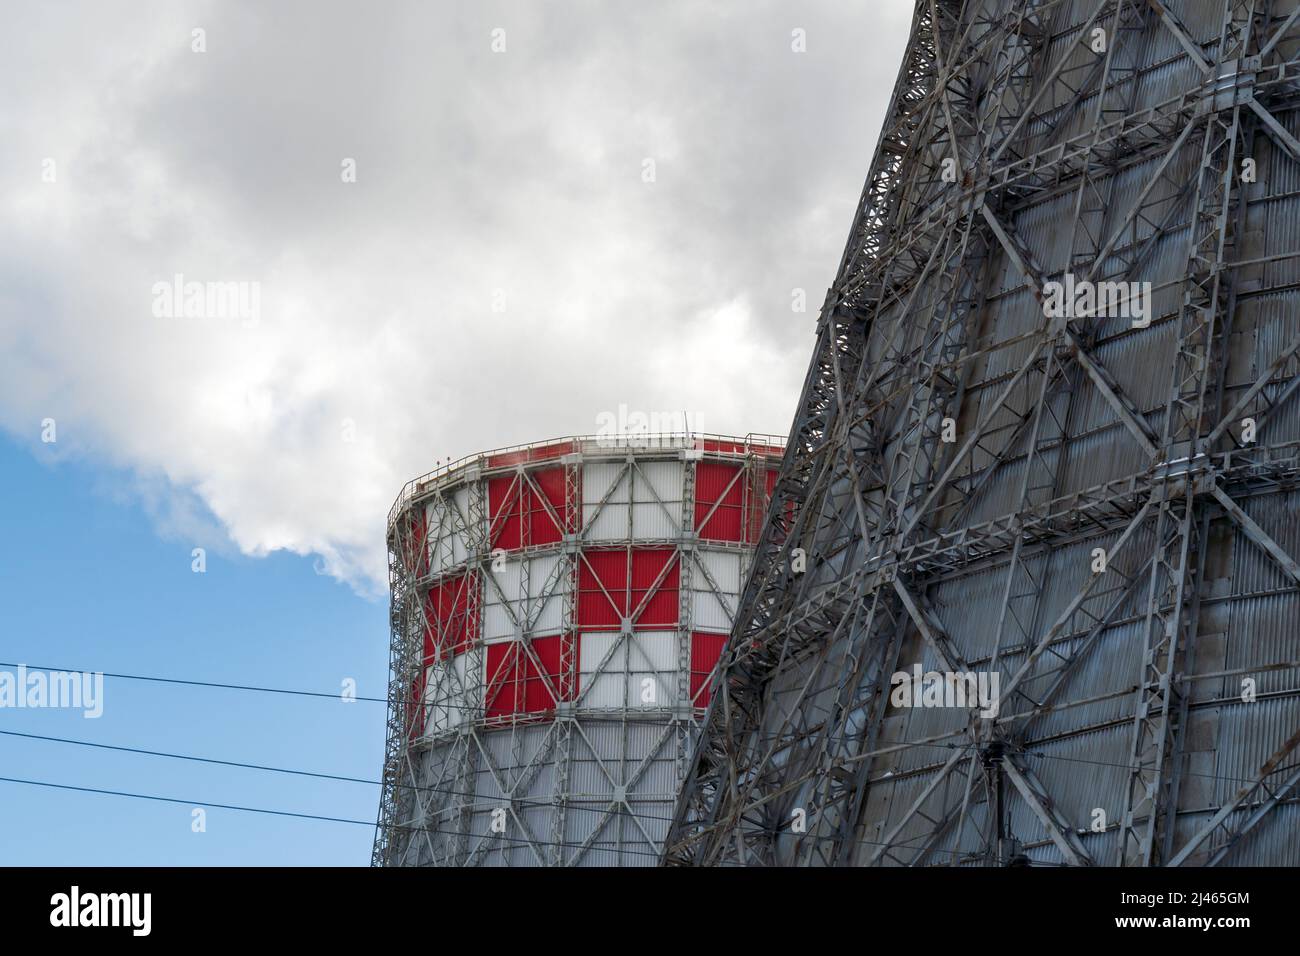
[528,441,574,463]
[690,632,728,707]
[523,634,570,712]
[486,441,575,469]
[484,635,572,718]
[577,550,626,628]
[423,571,479,663]
[578,548,678,629]
[631,549,678,627]
[527,466,567,546]
[701,439,747,454]
[695,462,744,542]
[488,474,522,550]
[740,466,782,545]
[490,467,568,551]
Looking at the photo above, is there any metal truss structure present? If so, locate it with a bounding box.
[373,433,782,866]
[667,0,1300,866]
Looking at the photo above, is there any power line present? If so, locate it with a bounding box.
[14,667,1242,862]
[8,660,1274,790]
[0,774,665,861]
[0,660,388,703]
[0,728,382,787]
[7,692,1276,856]
[0,774,374,827]
[0,728,681,825]
[0,729,990,862]
[0,769,996,865]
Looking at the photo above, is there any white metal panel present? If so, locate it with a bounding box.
[482,562,523,642]
[631,461,684,505]
[582,462,630,504]
[425,487,475,571]
[424,498,455,572]
[482,560,523,605]
[452,485,472,565]
[627,631,677,671]
[524,553,562,598]
[586,503,631,541]
[698,548,742,591]
[631,502,679,539]
[577,631,623,708]
[424,652,475,733]
[525,553,566,635]
[691,591,734,631]
[630,461,683,539]
[582,462,631,541]
[577,631,677,709]
[691,549,742,630]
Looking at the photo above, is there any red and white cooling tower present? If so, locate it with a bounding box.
[373,432,783,866]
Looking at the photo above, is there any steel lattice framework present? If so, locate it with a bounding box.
[373,433,782,866]
[667,0,1300,866]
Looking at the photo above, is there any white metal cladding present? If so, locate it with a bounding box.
[577,631,679,710]
[402,718,683,867]
[422,652,475,734]
[423,484,473,573]
[631,460,685,539]
[525,553,565,635]
[375,434,784,866]
[481,560,523,643]
[479,555,566,643]
[582,457,687,541]
[690,549,744,631]
[582,461,630,542]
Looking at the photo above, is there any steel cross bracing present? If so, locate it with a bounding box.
[667,0,1300,866]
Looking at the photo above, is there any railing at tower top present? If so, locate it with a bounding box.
[387,431,787,532]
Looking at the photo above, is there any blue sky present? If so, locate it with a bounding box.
[0,436,388,865]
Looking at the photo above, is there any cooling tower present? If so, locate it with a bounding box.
[668,0,1300,867]
[373,432,782,865]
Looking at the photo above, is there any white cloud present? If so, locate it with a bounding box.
[0,0,911,593]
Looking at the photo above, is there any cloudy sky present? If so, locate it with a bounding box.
[2,1,912,593]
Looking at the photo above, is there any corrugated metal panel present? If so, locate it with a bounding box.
[622,0,1300,872]
[577,631,678,710]
[691,549,741,630]
[633,460,684,506]
[525,553,566,635]
[582,461,629,541]
[424,490,472,573]
[1228,491,1300,595]
[452,486,472,565]
[631,501,680,540]
[481,561,523,642]
[423,654,468,734]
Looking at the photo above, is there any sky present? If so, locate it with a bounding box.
[0,1,911,865]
